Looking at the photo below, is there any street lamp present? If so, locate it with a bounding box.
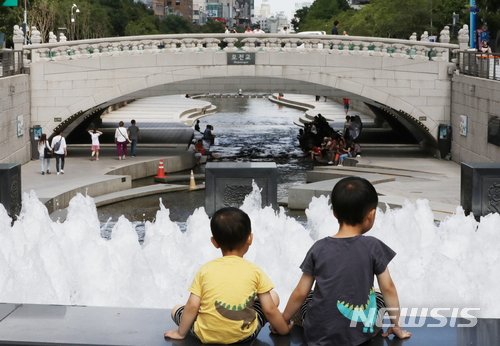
[71,4,80,40]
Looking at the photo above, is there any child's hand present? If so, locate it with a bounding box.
[382,326,411,339]
[269,320,294,334]
[164,329,185,340]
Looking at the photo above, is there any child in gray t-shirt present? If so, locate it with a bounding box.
[278,177,411,346]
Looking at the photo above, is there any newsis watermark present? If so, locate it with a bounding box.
[349,308,481,329]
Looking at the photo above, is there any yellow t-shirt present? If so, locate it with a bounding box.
[188,256,274,344]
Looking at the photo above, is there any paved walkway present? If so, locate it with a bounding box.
[21,95,221,215]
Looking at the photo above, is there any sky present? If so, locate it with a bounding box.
[254,0,298,18]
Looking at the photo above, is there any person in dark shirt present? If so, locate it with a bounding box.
[331,20,339,35]
[277,177,412,346]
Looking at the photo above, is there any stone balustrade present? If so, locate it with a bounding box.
[21,33,459,64]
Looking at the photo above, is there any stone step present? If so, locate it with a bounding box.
[311,165,444,181]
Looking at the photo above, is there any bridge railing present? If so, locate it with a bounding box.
[457,51,500,81]
[20,33,459,64]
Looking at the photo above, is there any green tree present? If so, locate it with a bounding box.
[306,0,349,22]
[0,5,23,48]
[199,18,226,33]
[291,6,309,32]
[159,15,193,34]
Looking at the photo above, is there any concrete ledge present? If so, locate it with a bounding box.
[38,175,132,214]
[106,152,195,180]
[0,303,494,345]
[93,184,194,208]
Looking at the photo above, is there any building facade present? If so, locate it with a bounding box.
[152,0,193,21]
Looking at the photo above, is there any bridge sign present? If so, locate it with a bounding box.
[227,53,255,66]
[2,0,17,6]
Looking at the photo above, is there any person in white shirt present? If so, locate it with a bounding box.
[281,26,289,34]
[115,121,132,160]
[51,130,67,175]
[88,128,103,161]
[224,25,230,34]
[254,27,265,34]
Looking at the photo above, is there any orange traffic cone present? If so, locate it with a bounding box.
[156,159,166,178]
[189,170,198,190]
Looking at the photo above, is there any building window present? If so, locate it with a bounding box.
[194,10,199,15]
[167,1,172,5]
[176,0,180,5]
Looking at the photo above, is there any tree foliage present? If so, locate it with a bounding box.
[296,0,471,39]
[0,0,231,47]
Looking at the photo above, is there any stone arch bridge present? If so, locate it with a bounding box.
[21,33,458,153]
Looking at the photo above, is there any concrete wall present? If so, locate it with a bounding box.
[0,75,31,164]
[451,75,500,163]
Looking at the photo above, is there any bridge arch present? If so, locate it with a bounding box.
[25,33,457,152]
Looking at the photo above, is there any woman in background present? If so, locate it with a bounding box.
[38,133,52,175]
[115,121,131,160]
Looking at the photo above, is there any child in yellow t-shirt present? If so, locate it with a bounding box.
[164,207,293,344]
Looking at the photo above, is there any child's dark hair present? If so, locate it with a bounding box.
[331,177,378,226]
[210,207,251,251]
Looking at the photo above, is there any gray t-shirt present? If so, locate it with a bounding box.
[300,235,395,346]
[128,125,140,140]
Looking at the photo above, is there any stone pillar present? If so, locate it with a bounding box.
[0,163,22,221]
[13,25,24,69]
[458,24,469,51]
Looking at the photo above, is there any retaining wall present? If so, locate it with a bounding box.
[0,75,30,164]
[451,74,500,163]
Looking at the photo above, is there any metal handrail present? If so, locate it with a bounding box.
[457,51,500,81]
[0,50,25,77]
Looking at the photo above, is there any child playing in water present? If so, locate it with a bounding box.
[277,177,411,345]
[164,207,292,343]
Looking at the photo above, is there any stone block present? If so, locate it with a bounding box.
[375,70,395,79]
[420,88,450,97]
[119,78,148,96]
[227,65,256,77]
[205,162,277,216]
[107,68,161,79]
[43,59,100,75]
[354,78,388,87]
[200,66,229,79]
[0,163,22,220]
[100,54,157,70]
[93,86,122,106]
[411,80,436,89]
[383,87,420,97]
[31,97,55,107]
[360,85,389,104]
[394,71,438,81]
[335,78,363,95]
[272,53,326,67]
[426,97,449,106]
[461,162,500,218]
[172,67,201,82]
[157,53,212,67]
